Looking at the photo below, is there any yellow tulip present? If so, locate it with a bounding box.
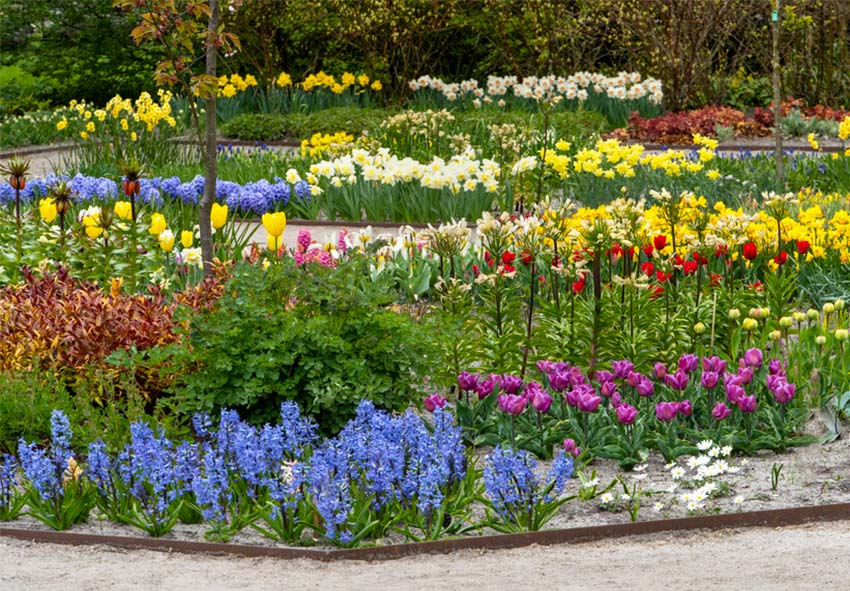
[149,213,167,235]
[268,234,283,251]
[211,203,228,229]
[39,198,58,223]
[114,201,133,220]
[181,230,193,249]
[262,211,287,237]
[158,229,174,252]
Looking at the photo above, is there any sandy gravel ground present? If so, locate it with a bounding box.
[2,520,850,591]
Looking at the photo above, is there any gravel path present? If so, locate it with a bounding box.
[2,520,849,590]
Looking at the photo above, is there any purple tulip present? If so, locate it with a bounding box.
[563,438,581,458]
[475,377,496,400]
[548,369,572,392]
[766,374,784,393]
[712,401,732,420]
[701,371,719,390]
[612,360,634,380]
[737,394,757,413]
[726,384,746,404]
[724,372,741,389]
[664,369,689,391]
[423,394,447,412]
[636,376,655,397]
[737,367,754,385]
[536,360,556,375]
[498,393,527,415]
[458,371,479,392]
[678,353,699,374]
[655,401,679,421]
[653,362,668,379]
[525,382,553,413]
[703,356,727,374]
[772,381,796,404]
[744,348,763,370]
[600,381,618,398]
[626,371,642,388]
[499,374,524,395]
[595,370,615,385]
[616,403,638,425]
[677,399,693,417]
[768,358,784,376]
[610,391,623,408]
[577,391,602,413]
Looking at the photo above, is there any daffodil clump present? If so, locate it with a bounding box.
[54,90,182,168]
[300,131,356,159]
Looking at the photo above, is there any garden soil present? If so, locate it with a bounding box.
[2,520,849,590]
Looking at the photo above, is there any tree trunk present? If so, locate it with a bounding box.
[772,0,784,184]
[200,0,219,277]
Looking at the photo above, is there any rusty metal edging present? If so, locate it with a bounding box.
[2,502,849,562]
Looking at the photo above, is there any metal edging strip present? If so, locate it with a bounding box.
[2,502,849,562]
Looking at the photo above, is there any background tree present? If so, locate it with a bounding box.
[113,0,240,276]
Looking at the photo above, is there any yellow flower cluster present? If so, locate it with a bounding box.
[839,116,850,141]
[218,73,258,98]
[300,71,382,94]
[523,189,850,264]
[300,131,356,159]
[57,90,176,141]
[546,135,719,181]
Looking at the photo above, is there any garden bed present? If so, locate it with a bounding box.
[2,416,848,558]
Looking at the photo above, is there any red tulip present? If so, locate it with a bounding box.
[743,242,758,260]
[796,240,810,255]
[653,235,667,251]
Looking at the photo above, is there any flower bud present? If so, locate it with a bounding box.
[816,335,827,345]
[729,308,741,320]
[779,316,793,328]
[742,318,758,331]
[823,302,835,315]
[694,322,706,335]
[749,307,761,319]
[768,330,781,341]
[835,329,849,341]
[761,307,771,318]
[807,308,820,321]
[793,311,806,323]
[836,299,846,311]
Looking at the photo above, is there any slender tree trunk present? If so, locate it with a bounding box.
[200,0,219,277]
[773,0,784,183]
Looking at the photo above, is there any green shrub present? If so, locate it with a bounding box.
[0,367,185,454]
[171,257,429,433]
[221,107,392,141]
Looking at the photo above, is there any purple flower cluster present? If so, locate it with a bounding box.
[17,410,74,502]
[309,401,466,542]
[483,446,574,522]
[0,454,18,513]
[0,173,300,215]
